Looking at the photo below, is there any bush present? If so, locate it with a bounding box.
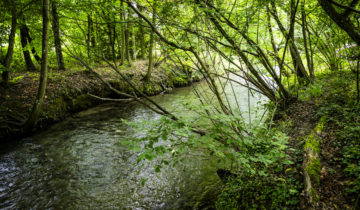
[299,82,323,101]
[216,172,301,209]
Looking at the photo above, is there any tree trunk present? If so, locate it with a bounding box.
[139,22,145,59]
[25,0,50,130]
[20,23,41,63]
[90,15,96,50]
[87,13,96,60]
[111,23,116,61]
[128,6,136,60]
[144,12,155,81]
[20,24,36,71]
[318,0,360,45]
[270,0,310,84]
[138,6,145,59]
[22,25,42,63]
[120,0,126,65]
[1,3,17,87]
[51,0,65,70]
[125,12,131,66]
[301,0,314,80]
[357,59,360,103]
[87,14,92,59]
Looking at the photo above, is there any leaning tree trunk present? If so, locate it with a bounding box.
[317,0,360,46]
[51,0,65,70]
[270,0,310,84]
[1,3,17,87]
[301,0,314,80]
[20,24,36,71]
[19,23,41,64]
[21,23,42,63]
[25,0,50,131]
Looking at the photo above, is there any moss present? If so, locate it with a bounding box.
[52,97,66,112]
[143,81,163,96]
[304,133,320,154]
[306,158,321,186]
[315,116,326,133]
[172,76,189,87]
[304,117,326,154]
[310,188,320,202]
[71,94,98,112]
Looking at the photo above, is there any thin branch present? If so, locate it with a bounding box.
[328,0,360,14]
[87,93,134,102]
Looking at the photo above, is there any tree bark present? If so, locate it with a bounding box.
[139,22,145,59]
[125,11,131,65]
[357,59,359,103]
[87,13,96,60]
[270,0,310,84]
[120,0,126,65]
[131,24,136,60]
[144,12,155,81]
[301,0,314,80]
[87,14,91,59]
[25,0,50,130]
[1,2,17,87]
[128,6,136,60]
[51,0,65,70]
[138,6,146,59]
[20,24,36,71]
[20,23,41,63]
[318,0,360,45]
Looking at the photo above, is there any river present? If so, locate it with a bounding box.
[0,75,265,209]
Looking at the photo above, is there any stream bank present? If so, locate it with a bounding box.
[0,60,201,141]
[273,71,359,209]
[215,71,359,209]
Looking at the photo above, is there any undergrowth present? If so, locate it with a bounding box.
[315,71,360,206]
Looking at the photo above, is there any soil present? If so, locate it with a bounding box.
[277,72,357,209]
[0,59,198,141]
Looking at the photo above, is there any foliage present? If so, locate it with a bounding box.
[315,72,360,202]
[9,75,24,83]
[335,105,360,197]
[1,0,360,208]
[299,82,324,101]
[122,99,298,208]
[123,104,291,172]
[215,170,301,209]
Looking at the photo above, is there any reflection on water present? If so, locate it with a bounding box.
[0,76,264,209]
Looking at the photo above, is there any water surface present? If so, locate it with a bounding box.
[0,76,264,209]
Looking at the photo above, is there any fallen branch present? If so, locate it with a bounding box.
[87,93,134,102]
[303,117,326,208]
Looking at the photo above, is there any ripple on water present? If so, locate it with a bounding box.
[0,77,265,208]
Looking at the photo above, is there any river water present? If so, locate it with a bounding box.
[0,75,264,209]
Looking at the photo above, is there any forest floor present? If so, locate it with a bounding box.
[277,70,360,209]
[0,59,200,141]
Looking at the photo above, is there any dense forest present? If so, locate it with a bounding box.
[0,0,360,209]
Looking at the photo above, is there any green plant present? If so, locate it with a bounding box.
[337,106,360,196]
[299,82,324,101]
[9,75,24,83]
[215,171,301,209]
